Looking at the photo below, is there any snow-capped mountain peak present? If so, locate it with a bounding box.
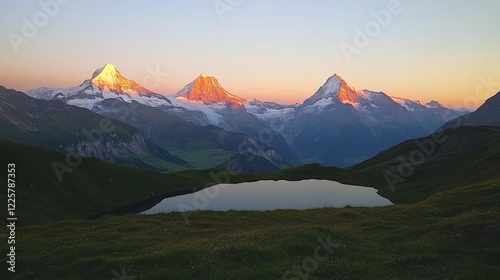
[319,74,348,95]
[174,74,246,105]
[90,63,151,95]
[302,74,365,108]
[92,63,118,79]
[27,63,171,109]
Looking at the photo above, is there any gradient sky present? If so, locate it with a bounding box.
[1,0,499,108]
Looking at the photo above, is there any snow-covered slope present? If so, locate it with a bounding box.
[391,96,426,111]
[300,74,403,113]
[167,74,250,126]
[27,64,172,109]
[244,99,297,122]
[167,74,301,164]
[170,74,295,130]
[284,74,466,167]
[391,96,447,111]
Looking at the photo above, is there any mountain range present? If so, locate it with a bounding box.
[284,74,465,166]
[0,86,190,171]
[22,63,468,169]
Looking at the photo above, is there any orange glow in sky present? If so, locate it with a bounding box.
[1,1,499,109]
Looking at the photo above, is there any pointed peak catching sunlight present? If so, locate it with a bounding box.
[318,74,349,91]
[92,63,119,79]
[320,73,355,95]
[199,73,215,78]
[331,73,343,79]
[101,63,118,72]
[175,74,246,105]
[303,73,365,108]
[328,74,349,85]
[89,63,151,95]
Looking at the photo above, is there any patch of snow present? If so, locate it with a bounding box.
[169,97,224,125]
[67,98,103,110]
[340,99,360,108]
[313,97,334,108]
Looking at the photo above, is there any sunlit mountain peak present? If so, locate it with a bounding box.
[90,63,151,94]
[91,63,119,79]
[304,73,364,107]
[175,74,246,105]
[331,73,346,81]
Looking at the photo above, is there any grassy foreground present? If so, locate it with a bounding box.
[3,180,499,279]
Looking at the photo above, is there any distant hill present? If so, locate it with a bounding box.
[351,126,500,202]
[440,92,500,129]
[217,154,281,174]
[0,140,238,225]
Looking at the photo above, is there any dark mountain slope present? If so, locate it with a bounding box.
[441,92,500,129]
[0,86,189,171]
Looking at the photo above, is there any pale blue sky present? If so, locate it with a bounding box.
[1,0,499,107]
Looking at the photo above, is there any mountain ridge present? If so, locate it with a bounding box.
[24,64,469,167]
[440,91,500,129]
[26,63,172,109]
[286,74,466,167]
[0,85,189,171]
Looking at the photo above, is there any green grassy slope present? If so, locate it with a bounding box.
[349,126,500,202]
[170,148,236,169]
[0,141,239,226]
[216,153,281,174]
[2,180,498,279]
[0,140,379,226]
